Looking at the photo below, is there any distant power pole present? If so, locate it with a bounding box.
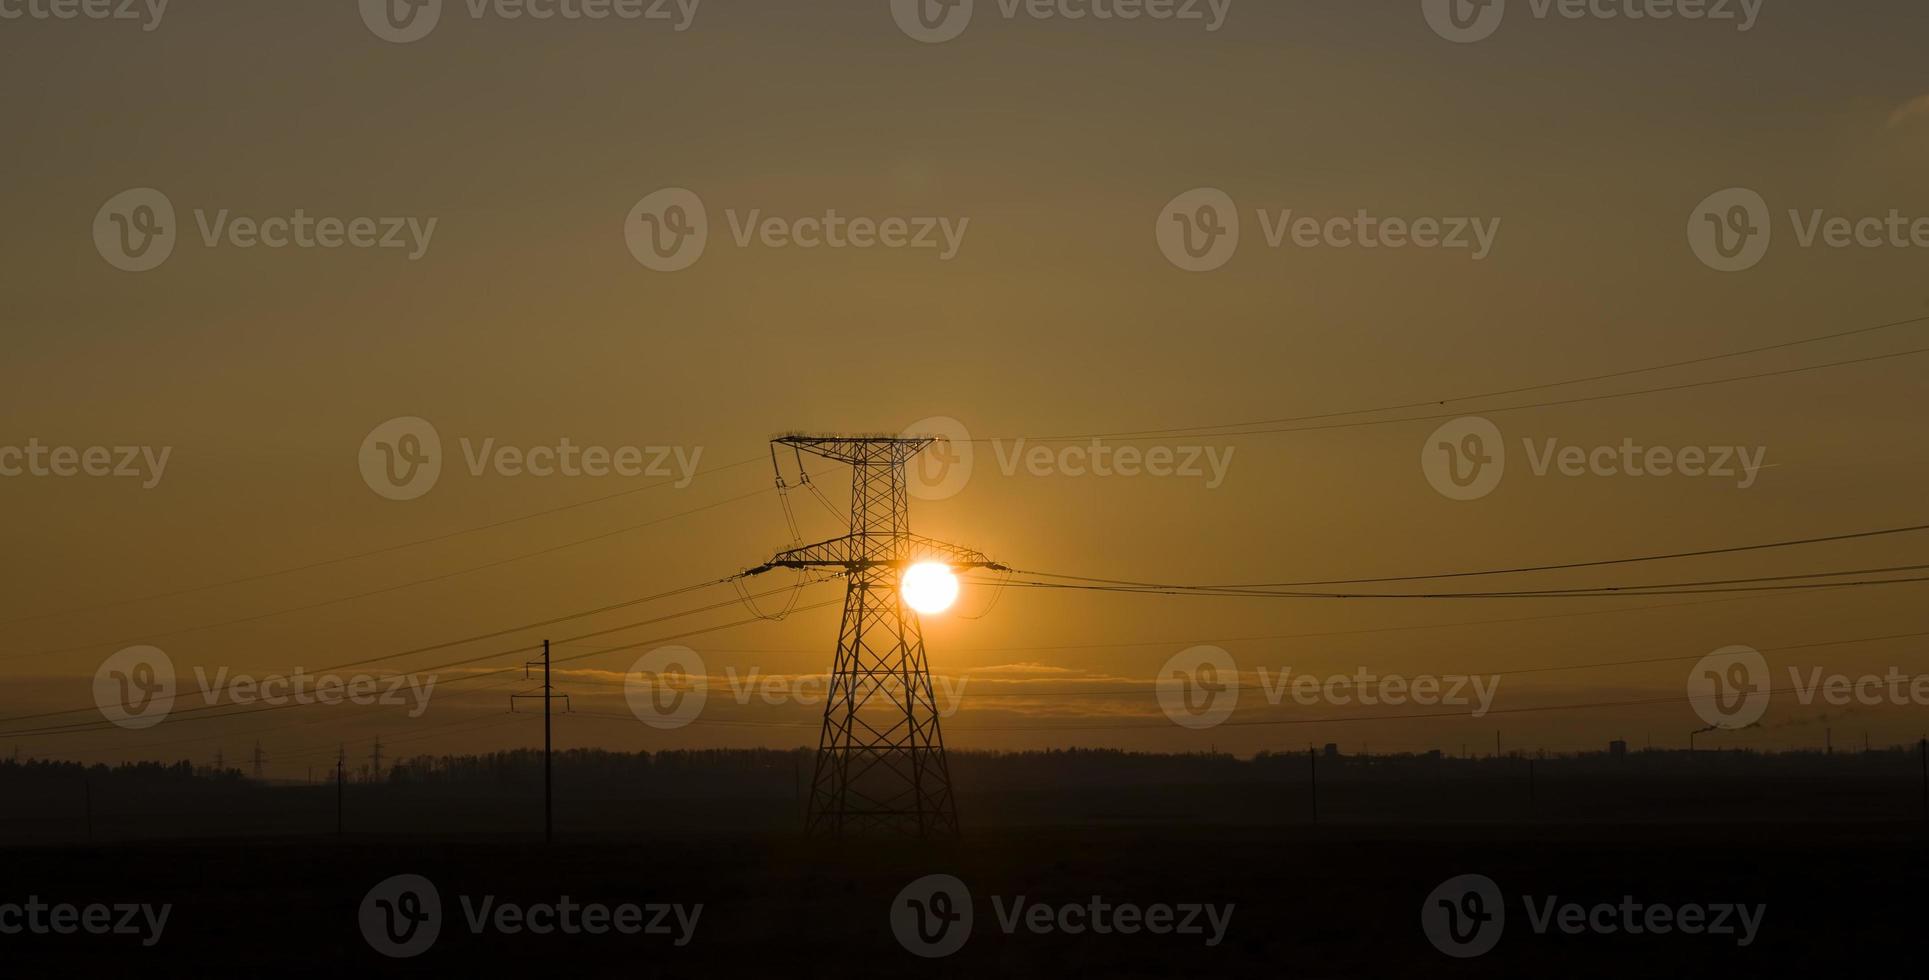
[251,741,267,781]
[512,639,571,844]
[336,745,346,836]
[1307,747,1318,824]
[212,749,224,774]
[368,737,384,780]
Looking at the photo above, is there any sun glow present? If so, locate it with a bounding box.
[899,561,960,615]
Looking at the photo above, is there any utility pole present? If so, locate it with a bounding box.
[336,745,346,836]
[212,748,224,775]
[251,741,267,782]
[1308,747,1318,824]
[368,737,383,781]
[738,435,1005,839]
[512,639,569,844]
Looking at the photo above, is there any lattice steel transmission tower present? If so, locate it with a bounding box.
[743,434,1004,838]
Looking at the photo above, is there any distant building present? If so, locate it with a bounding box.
[1323,743,1340,759]
[1609,740,1628,759]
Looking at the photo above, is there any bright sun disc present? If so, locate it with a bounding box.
[900,562,960,614]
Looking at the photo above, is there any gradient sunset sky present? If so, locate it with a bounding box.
[4,1,1928,772]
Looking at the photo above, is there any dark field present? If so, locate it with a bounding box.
[3,750,1926,976]
[2,823,1922,978]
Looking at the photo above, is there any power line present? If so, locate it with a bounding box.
[0,455,769,629]
[0,578,840,738]
[0,575,742,727]
[1012,522,1929,590]
[980,571,1929,600]
[0,479,783,664]
[994,312,1929,444]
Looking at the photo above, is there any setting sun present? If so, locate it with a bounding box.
[900,562,960,615]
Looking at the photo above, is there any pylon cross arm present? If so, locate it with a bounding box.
[744,532,1004,574]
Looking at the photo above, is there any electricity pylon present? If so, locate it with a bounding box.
[744,434,1004,838]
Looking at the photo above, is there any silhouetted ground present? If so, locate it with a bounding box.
[1,823,1922,977]
[4,750,1925,975]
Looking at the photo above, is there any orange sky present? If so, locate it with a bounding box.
[3,1,1928,773]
